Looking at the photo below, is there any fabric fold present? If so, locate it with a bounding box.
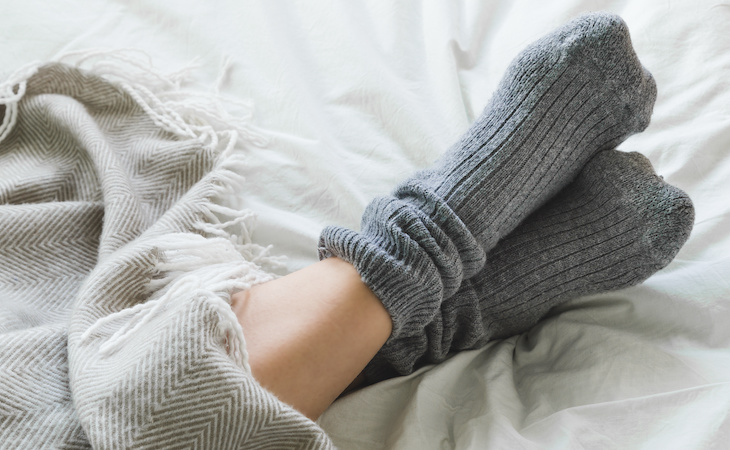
[0,60,333,449]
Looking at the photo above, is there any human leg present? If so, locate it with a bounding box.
[229,257,391,420]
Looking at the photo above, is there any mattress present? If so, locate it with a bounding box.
[2,0,729,448]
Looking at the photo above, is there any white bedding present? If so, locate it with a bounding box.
[3,0,729,448]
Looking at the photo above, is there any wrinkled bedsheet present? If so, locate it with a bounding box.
[2,0,729,448]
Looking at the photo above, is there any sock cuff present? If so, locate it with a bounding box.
[319,187,488,341]
[319,224,442,338]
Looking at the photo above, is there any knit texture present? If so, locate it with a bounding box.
[319,12,657,340]
[365,150,695,381]
[0,62,333,449]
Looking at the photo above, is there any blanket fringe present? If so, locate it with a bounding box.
[57,48,270,149]
[1,49,269,149]
[9,50,287,368]
[79,233,275,370]
[0,61,41,143]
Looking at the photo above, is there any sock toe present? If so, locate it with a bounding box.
[559,12,658,131]
[581,150,695,270]
[642,183,695,269]
[560,13,636,82]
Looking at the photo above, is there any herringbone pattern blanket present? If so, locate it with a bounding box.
[0,62,333,449]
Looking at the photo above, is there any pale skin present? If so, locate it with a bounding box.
[229,256,393,420]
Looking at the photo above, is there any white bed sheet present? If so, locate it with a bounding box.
[2,0,729,448]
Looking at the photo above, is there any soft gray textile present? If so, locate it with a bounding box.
[365,149,694,381]
[0,63,333,449]
[319,13,656,370]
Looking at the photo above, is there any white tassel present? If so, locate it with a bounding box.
[60,50,281,370]
[53,49,269,150]
[0,62,41,143]
[80,232,275,370]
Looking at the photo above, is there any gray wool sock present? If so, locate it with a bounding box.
[364,149,695,382]
[319,13,656,341]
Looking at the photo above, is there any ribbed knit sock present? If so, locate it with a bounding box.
[364,149,695,382]
[319,13,656,343]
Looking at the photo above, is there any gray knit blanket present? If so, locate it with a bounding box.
[0,62,333,449]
